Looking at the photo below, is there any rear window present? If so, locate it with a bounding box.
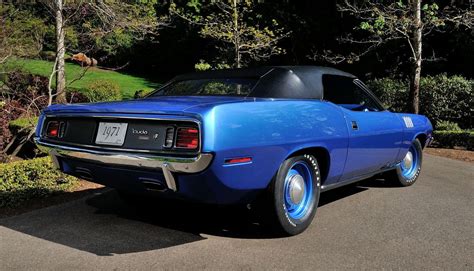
[150,78,257,97]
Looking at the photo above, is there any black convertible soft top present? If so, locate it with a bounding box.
[170,66,357,99]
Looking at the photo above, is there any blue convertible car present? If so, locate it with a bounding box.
[35,66,433,235]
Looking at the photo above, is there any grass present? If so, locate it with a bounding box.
[3,58,160,99]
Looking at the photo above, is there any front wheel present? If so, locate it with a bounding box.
[265,154,321,236]
[385,139,423,186]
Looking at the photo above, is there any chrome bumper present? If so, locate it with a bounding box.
[34,138,213,192]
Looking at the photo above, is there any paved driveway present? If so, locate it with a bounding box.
[1,154,473,270]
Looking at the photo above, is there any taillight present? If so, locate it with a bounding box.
[46,121,59,137]
[45,121,65,138]
[175,127,199,149]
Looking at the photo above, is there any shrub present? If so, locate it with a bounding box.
[436,120,461,131]
[0,157,79,207]
[420,75,473,129]
[39,51,56,61]
[367,78,409,112]
[9,116,38,134]
[3,71,49,113]
[66,90,90,104]
[195,60,212,71]
[84,80,122,102]
[9,116,48,158]
[367,75,473,129]
[433,130,474,150]
[0,100,23,154]
[133,89,153,99]
[6,70,49,99]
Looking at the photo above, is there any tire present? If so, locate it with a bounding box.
[384,139,423,186]
[265,154,321,236]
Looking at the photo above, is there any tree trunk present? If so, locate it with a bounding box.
[409,0,422,114]
[55,0,67,104]
[232,0,241,69]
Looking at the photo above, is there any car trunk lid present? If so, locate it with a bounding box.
[43,96,246,115]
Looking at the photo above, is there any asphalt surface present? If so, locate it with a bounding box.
[1,154,473,270]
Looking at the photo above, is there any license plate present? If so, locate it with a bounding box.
[95,122,128,146]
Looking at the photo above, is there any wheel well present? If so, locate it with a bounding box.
[289,147,330,185]
[416,133,427,149]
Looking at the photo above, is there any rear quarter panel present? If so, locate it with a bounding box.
[394,113,433,161]
[187,100,349,190]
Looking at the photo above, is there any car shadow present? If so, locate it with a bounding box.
[0,177,390,255]
[357,176,403,188]
[319,183,368,207]
[0,189,205,256]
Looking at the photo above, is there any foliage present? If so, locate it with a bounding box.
[171,0,289,68]
[368,75,473,129]
[1,70,49,115]
[419,74,473,129]
[4,58,158,99]
[66,90,90,104]
[322,0,472,64]
[0,157,79,208]
[38,0,169,60]
[194,60,212,71]
[433,130,474,150]
[133,89,154,99]
[435,120,461,131]
[0,5,47,62]
[0,100,23,157]
[367,78,408,112]
[4,70,49,99]
[9,116,38,134]
[85,80,122,102]
[319,0,473,114]
[0,71,49,159]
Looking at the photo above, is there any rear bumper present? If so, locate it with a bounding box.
[34,138,213,191]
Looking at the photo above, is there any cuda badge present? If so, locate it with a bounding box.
[403,116,414,128]
[132,128,149,135]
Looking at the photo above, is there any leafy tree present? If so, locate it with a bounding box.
[40,0,169,104]
[314,0,473,114]
[0,5,46,64]
[171,0,290,68]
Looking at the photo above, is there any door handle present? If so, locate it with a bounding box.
[351,121,359,130]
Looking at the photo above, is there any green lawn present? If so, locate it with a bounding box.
[3,58,160,99]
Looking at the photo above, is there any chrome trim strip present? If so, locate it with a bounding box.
[35,138,213,192]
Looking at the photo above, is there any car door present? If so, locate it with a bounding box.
[323,75,404,180]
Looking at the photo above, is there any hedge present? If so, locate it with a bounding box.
[432,130,474,150]
[368,75,473,129]
[0,157,79,208]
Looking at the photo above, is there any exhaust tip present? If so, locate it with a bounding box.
[139,177,167,191]
[75,167,93,181]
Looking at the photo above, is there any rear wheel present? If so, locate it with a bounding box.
[385,139,423,186]
[266,154,321,236]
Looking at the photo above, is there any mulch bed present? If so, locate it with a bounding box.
[0,180,104,219]
[425,147,474,163]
